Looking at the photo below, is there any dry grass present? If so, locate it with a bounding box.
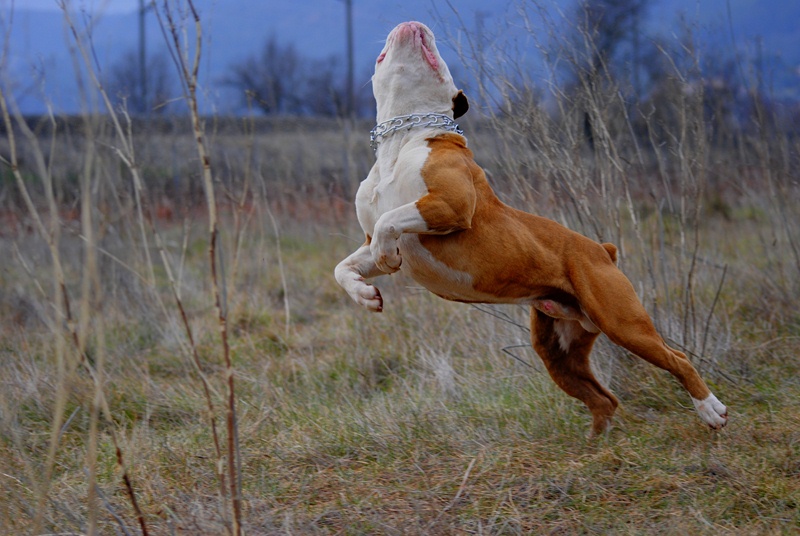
[0,195,798,534]
[1,2,799,534]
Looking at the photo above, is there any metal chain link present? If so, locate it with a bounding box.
[369,113,464,152]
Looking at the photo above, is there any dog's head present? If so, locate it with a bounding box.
[373,21,468,121]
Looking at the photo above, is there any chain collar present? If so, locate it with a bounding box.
[369,113,463,152]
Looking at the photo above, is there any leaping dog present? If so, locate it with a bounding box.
[335,21,728,436]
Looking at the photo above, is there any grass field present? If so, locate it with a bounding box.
[1,118,799,533]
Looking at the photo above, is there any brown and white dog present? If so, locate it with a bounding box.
[335,21,728,436]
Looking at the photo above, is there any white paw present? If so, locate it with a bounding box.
[692,393,728,429]
[355,280,384,312]
[370,240,402,274]
[337,271,384,312]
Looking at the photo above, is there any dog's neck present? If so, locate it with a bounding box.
[370,112,463,152]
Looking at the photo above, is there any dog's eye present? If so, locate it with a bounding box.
[377,52,386,64]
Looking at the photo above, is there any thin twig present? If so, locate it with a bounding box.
[470,304,530,334]
[432,456,478,526]
[158,1,243,532]
[85,469,134,536]
[501,345,535,368]
[701,264,728,361]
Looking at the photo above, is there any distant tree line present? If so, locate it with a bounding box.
[106,50,175,115]
[222,35,373,117]
[488,0,798,145]
[103,0,798,137]
[105,34,373,118]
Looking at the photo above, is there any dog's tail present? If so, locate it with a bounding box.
[601,242,617,264]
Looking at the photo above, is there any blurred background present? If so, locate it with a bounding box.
[4,0,800,118]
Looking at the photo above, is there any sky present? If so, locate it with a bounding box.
[2,0,799,114]
[13,0,138,13]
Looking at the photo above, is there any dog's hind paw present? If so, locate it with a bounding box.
[692,393,728,429]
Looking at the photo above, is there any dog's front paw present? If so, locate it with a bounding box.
[346,276,384,312]
[356,281,384,312]
[371,240,402,274]
[693,393,728,429]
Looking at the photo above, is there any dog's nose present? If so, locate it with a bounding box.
[393,21,421,42]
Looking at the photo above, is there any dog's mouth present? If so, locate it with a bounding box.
[379,21,439,72]
[415,30,439,71]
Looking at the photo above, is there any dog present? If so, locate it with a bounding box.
[334,21,728,436]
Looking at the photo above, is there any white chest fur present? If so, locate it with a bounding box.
[355,133,432,237]
[353,132,489,301]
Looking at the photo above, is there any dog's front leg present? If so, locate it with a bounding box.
[335,244,385,312]
[371,202,430,273]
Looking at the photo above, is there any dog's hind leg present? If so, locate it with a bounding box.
[573,263,728,429]
[530,308,619,437]
[335,243,385,312]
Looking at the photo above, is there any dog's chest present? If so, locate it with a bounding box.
[356,142,432,235]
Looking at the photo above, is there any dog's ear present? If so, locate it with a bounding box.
[452,90,469,119]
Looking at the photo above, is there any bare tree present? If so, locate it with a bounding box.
[304,57,347,117]
[225,34,373,117]
[106,49,175,115]
[556,0,653,148]
[570,0,652,85]
[225,35,305,115]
